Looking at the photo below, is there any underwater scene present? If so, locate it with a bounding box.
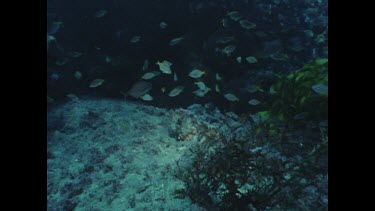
[47,0,328,210]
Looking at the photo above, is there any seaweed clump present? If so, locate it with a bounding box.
[175,129,327,210]
[173,59,328,210]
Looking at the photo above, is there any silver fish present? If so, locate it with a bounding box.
[312,84,328,96]
[125,81,152,98]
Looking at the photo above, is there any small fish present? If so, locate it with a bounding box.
[256,86,265,92]
[74,71,82,80]
[227,11,239,16]
[227,11,241,21]
[312,84,328,96]
[160,22,168,29]
[105,56,112,63]
[248,99,261,105]
[142,59,149,71]
[168,86,184,97]
[315,33,326,44]
[250,114,261,124]
[48,21,63,35]
[270,52,289,61]
[222,45,236,56]
[189,69,206,78]
[47,96,54,103]
[308,146,316,156]
[215,73,222,81]
[224,93,239,101]
[226,111,239,119]
[173,72,178,81]
[216,36,234,44]
[156,60,172,74]
[56,57,69,66]
[246,84,258,93]
[140,94,153,101]
[254,31,268,38]
[53,21,64,25]
[142,71,160,80]
[304,29,314,38]
[49,73,59,81]
[94,10,107,18]
[215,84,220,93]
[66,94,79,101]
[293,112,308,120]
[193,87,211,97]
[291,45,304,52]
[239,20,256,29]
[315,58,328,65]
[269,85,277,94]
[67,51,83,58]
[169,37,184,46]
[161,87,166,93]
[245,56,258,64]
[222,18,230,28]
[130,36,141,43]
[89,79,105,88]
[319,120,328,127]
[125,81,152,98]
[236,56,242,63]
[249,147,263,153]
[194,81,207,90]
[47,35,56,49]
